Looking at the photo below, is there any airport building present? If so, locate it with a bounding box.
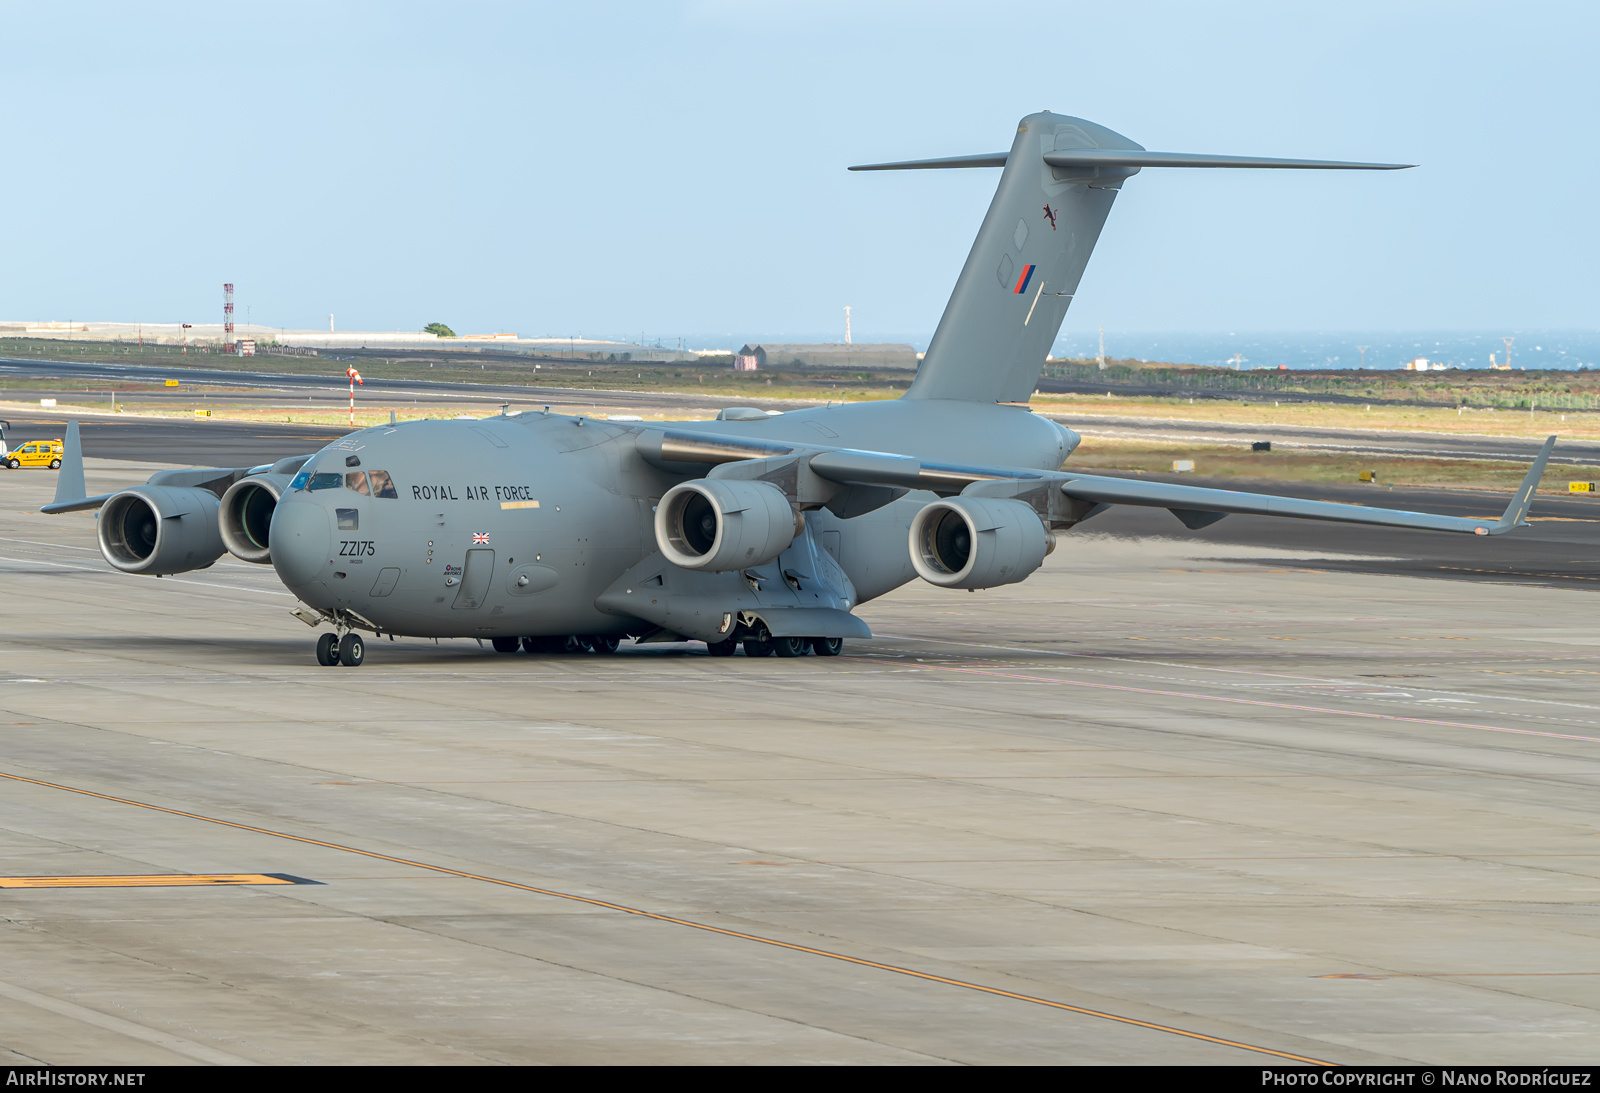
[734,342,919,371]
[0,321,704,362]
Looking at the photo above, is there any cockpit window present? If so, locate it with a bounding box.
[368,469,398,499]
[345,471,371,496]
[308,472,342,490]
[289,471,311,491]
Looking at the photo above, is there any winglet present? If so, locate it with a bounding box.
[50,421,86,508]
[1491,435,1556,533]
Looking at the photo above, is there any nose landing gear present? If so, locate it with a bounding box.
[315,631,366,667]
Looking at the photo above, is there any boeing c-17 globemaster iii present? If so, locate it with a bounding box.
[45,112,1555,666]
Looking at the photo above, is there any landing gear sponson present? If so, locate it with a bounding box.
[315,629,841,665]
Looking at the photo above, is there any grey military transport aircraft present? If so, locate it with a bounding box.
[45,112,1555,666]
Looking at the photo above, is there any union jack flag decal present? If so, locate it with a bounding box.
[472,533,490,544]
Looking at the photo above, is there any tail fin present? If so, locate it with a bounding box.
[852,112,1412,404]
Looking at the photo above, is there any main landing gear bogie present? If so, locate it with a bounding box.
[510,634,623,656]
[724,624,842,659]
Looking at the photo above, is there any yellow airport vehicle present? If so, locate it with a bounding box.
[1571,482,1596,493]
[5,440,64,470]
[1359,470,1378,483]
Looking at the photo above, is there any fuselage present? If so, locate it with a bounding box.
[268,398,1078,639]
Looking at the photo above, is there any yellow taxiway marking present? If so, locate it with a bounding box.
[0,769,1330,1066]
[499,500,540,510]
[0,873,300,889]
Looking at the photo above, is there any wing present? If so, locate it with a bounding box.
[636,427,1556,538]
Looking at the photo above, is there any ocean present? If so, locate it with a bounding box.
[674,331,1600,372]
[1046,330,1600,372]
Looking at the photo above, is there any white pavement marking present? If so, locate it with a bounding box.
[0,555,291,597]
[0,979,253,1065]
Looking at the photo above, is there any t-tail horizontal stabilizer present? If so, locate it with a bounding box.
[850,151,1413,172]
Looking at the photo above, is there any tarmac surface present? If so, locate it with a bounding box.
[2,453,1599,1064]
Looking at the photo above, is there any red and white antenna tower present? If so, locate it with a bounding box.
[223,283,235,351]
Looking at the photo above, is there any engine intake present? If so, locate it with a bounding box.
[656,478,802,571]
[98,487,225,576]
[219,474,293,564]
[909,497,1049,589]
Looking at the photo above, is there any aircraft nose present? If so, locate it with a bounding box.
[270,495,332,588]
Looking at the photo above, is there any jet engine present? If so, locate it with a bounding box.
[97,487,226,576]
[908,497,1050,589]
[655,479,803,571]
[219,473,294,564]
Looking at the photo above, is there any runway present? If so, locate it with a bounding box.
[0,356,795,415]
[0,409,349,467]
[2,455,1599,1063]
[4,355,1589,466]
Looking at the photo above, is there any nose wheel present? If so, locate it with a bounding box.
[315,631,366,667]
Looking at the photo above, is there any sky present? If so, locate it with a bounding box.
[1,1,1595,349]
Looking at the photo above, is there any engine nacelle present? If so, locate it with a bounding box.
[656,478,802,571]
[909,497,1050,590]
[98,487,225,576]
[219,474,293,564]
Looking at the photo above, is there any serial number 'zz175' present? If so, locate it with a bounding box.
[339,540,376,556]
